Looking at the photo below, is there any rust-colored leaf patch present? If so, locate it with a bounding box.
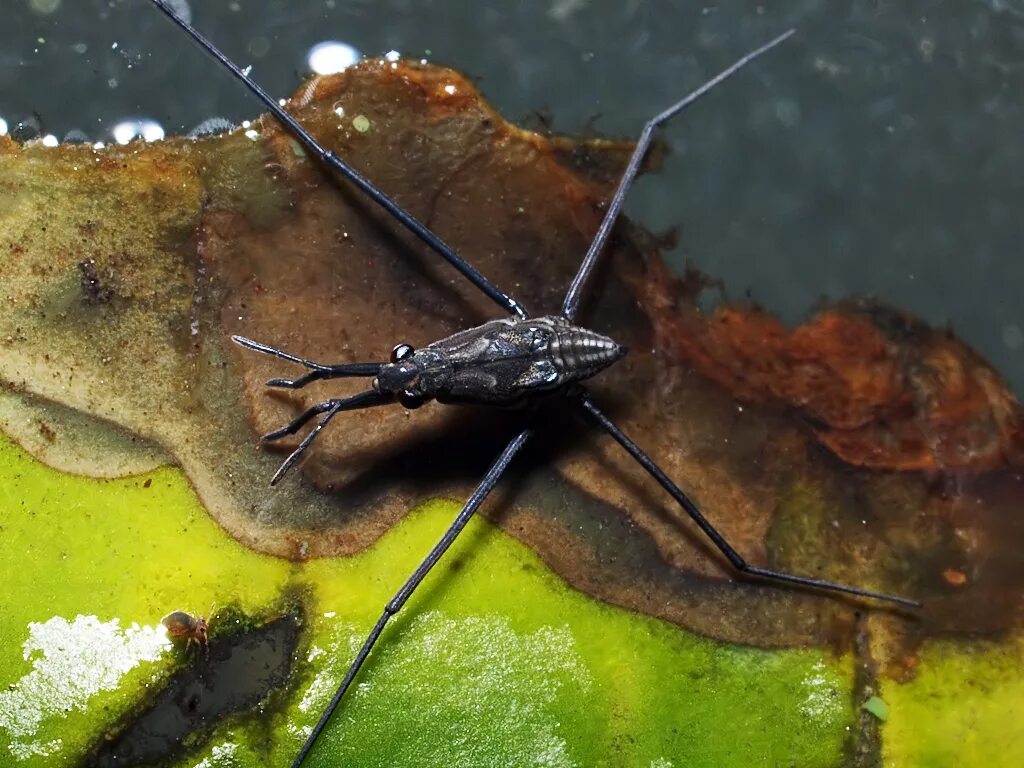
[638,259,1024,473]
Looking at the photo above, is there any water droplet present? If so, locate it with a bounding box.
[110,119,165,145]
[247,36,270,59]
[774,98,801,126]
[306,41,360,75]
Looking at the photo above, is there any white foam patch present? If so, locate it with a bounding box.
[6,738,62,761]
[0,615,170,759]
[297,628,363,715]
[298,611,592,767]
[191,740,240,768]
[798,659,845,724]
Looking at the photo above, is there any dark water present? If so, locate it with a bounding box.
[88,614,300,767]
[2,0,1022,394]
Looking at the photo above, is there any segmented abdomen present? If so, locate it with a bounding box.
[536,317,624,383]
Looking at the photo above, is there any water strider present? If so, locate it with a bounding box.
[147,2,921,764]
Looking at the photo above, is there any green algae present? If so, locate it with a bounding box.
[0,435,292,765]
[0,431,857,766]
[882,636,1024,767]
[291,515,854,768]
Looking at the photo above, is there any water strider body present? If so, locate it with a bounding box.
[147,2,921,765]
[373,316,625,407]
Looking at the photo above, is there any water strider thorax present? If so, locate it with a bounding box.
[373,315,626,406]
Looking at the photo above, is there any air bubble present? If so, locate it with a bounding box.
[111,119,165,145]
[306,41,361,75]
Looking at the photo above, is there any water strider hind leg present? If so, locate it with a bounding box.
[575,393,921,608]
[291,428,533,768]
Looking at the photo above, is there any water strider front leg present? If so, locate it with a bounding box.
[231,335,384,389]
[257,390,395,486]
[291,428,533,768]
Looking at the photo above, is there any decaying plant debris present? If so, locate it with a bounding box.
[1,59,1021,669]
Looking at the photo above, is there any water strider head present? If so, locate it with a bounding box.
[371,342,446,409]
[372,315,627,408]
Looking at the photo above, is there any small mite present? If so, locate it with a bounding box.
[161,607,212,650]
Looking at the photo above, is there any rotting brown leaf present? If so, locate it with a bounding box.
[1,60,1021,665]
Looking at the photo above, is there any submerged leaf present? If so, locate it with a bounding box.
[0,58,1021,766]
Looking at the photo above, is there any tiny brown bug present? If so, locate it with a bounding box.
[161,605,214,651]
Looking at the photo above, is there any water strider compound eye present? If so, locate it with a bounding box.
[398,389,424,409]
[391,343,415,363]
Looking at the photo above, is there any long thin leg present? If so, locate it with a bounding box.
[148,0,527,320]
[561,29,795,322]
[262,389,394,485]
[292,428,532,768]
[576,394,920,608]
[232,335,384,389]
